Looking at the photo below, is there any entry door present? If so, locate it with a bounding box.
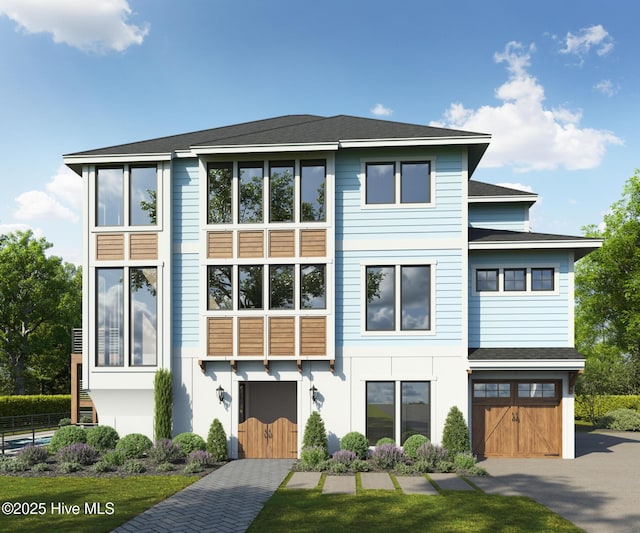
[472,380,561,458]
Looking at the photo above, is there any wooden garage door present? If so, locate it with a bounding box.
[472,381,561,458]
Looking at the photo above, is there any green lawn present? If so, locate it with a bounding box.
[0,476,197,533]
[248,479,583,533]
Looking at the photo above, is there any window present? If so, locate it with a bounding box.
[96,166,157,227]
[300,264,325,309]
[473,383,511,398]
[207,163,232,224]
[366,265,431,332]
[239,163,263,223]
[476,269,499,292]
[239,266,263,309]
[270,162,294,222]
[532,268,554,291]
[96,267,157,367]
[504,268,526,292]
[269,265,294,309]
[517,382,556,398]
[207,266,232,310]
[366,381,430,445]
[365,161,431,205]
[301,161,325,221]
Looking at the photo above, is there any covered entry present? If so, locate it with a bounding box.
[472,380,561,458]
[238,382,297,458]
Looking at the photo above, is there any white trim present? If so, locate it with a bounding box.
[64,153,171,166]
[468,194,538,204]
[567,252,575,345]
[337,239,463,251]
[339,135,491,148]
[192,143,339,154]
[469,240,602,251]
[339,345,464,357]
[468,359,585,371]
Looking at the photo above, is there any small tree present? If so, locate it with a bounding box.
[207,418,228,461]
[154,369,172,441]
[302,411,328,456]
[441,406,471,455]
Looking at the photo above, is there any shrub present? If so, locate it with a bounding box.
[394,463,417,475]
[415,442,450,472]
[300,446,326,468]
[0,394,70,417]
[173,432,206,455]
[575,395,640,422]
[58,462,81,473]
[596,409,640,431]
[58,418,72,427]
[101,450,125,467]
[86,425,119,451]
[187,450,214,467]
[340,431,369,460]
[15,444,48,466]
[370,443,405,470]
[123,460,146,474]
[57,443,99,465]
[116,433,153,459]
[0,459,29,473]
[326,461,348,474]
[184,462,203,474]
[48,425,86,453]
[302,411,328,456]
[349,459,371,472]
[453,451,478,472]
[376,437,395,446]
[150,438,183,464]
[154,369,173,441]
[442,406,471,455]
[402,434,429,460]
[32,463,49,473]
[157,462,176,472]
[79,415,93,424]
[206,419,228,461]
[92,461,114,473]
[331,449,357,466]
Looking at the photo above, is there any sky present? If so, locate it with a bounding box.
[0,0,638,264]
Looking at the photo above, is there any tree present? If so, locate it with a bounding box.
[441,406,471,454]
[0,231,81,395]
[575,170,640,393]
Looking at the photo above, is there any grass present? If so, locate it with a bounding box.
[247,482,583,533]
[0,476,197,533]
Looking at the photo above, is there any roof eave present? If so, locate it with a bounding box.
[191,142,339,155]
[63,153,173,175]
[468,194,539,204]
[469,359,586,371]
[338,134,491,149]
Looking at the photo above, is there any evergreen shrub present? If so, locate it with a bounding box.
[302,411,328,456]
[48,425,86,453]
[340,431,370,459]
[206,418,228,461]
[173,432,206,455]
[442,406,471,455]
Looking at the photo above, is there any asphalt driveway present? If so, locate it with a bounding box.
[475,430,640,533]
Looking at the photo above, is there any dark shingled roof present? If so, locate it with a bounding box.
[468,180,536,198]
[468,227,596,243]
[65,114,489,157]
[468,347,584,360]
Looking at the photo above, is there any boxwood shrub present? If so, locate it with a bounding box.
[173,432,206,455]
[48,425,86,453]
[86,425,119,451]
[115,433,153,459]
[340,431,370,460]
[596,409,640,431]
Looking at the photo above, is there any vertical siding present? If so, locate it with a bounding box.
[469,203,528,231]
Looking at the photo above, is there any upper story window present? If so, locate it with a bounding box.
[365,161,431,206]
[504,268,526,292]
[207,160,326,225]
[476,269,499,292]
[96,166,157,227]
[532,268,554,291]
[474,266,558,294]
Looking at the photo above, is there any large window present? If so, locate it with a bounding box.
[366,381,430,445]
[366,265,431,331]
[300,265,326,309]
[239,266,263,309]
[97,267,157,367]
[207,163,232,224]
[269,265,294,309]
[239,163,263,223]
[270,162,294,222]
[96,166,157,227]
[207,266,232,310]
[365,161,431,205]
[301,161,325,221]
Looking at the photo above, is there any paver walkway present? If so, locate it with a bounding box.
[113,459,293,533]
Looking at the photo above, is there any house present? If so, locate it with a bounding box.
[63,114,601,459]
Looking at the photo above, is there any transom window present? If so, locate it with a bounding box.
[96,166,157,227]
[518,382,556,398]
[474,267,557,294]
[365,161,431,205]
[473,383,511,398]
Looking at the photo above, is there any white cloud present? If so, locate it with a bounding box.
[0,224,44,239]
[560,24,614,64]
[0,0,149,53]
[431,41,623,172]
[495,182,534,193]
[371,103,393,117]
[594,79,618,97]
[47,165,83,211]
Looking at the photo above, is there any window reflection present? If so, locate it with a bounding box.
[269,265,294,309]
[401,266,430,330]
[270,162,294,222]
[239,164,263,223]
[239,265,263,309]
[401,382,430,443]
[97,168,123,226]
[208,163,232,224]
[97,268,124,366]
[130,167,157,225]
[208,266,232,310]
[366,266,395,330]
[401,162,430,203]
[130,268,157,366]
[301,265,325,309]
[301,162,325,221]
[366,382,395,445]
[366,163,394,204]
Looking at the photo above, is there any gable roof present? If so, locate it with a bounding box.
[64,114,490,176]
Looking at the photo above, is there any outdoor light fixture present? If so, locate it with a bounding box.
[309,385,319,403]
[216,385,225,404]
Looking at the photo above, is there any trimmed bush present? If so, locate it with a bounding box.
[154,369,173,441]
[32,463,49,473]
[302,411,329,456]
[370,443,405,469]
[442,406,471,455]
[206,419,228,461]
[300,446,326,468]
[149,438,183,464]
[453,451,477,472]
[57,443,99,465]
[15,444,48,466]
[575,395,640,422]
[596,409,640,431]
[173,432,206,455]
[340,431,370,460]
[0,394,71,417]
[86,425,119,451]
[376,437,395,446]
[92,461,114,473]
[48,425,86,453]
[402,434,429,460]
[187,450,214,467]
[116,433,153,459]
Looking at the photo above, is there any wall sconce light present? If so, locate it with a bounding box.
[216,385,225,404]
[309,385,319,403]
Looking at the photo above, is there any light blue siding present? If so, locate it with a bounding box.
[469,203,528,231]
[172,159,199,243]
[172,253,199,347]
[468,251,571,347]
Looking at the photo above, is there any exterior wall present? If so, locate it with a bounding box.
[469,250,573,347]
[468,202,529,231]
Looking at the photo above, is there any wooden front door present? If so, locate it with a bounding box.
[472,380,561,458]
[238,417,298,459]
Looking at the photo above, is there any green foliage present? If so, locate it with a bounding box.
[58,461,81,474]
[123,460,146,474]
[57,443,98,465]
[58,418,72,427]
[173,432,206,455]
[31,462,49,473]
[376,437,395,446]
[349,459,371,472]
[596,409,640,431]
[115,433,153,459]
[156,461,176,472]
[370,444,405,469]
[206,418,228,461]
[575,395,640,423]
[15,444,48,466]
[302,411,328,455]
[453,452,478,472]
[183,462,203,474]
[0,395,71,417]
[149,438,183,464]
[187,450,214,467]
[153,369,173,441]
[91,460,114,473]
[340,431,370,460]
[442,406,471,455]
[402,434,429,460]
[300,446,327,468]
[101,450,125,467]
[414,442,451,473]
[86,425,120,451]
[48,425,86,453]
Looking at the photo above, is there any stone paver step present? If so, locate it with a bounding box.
[323,475,356,494]
[396,475,439,495]
[429,473,475,491]
[287,471,322,489]
[361,472,395,490]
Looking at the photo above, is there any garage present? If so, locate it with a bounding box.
[472,380,561,458]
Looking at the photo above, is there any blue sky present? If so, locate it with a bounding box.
[0,0,638,263]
